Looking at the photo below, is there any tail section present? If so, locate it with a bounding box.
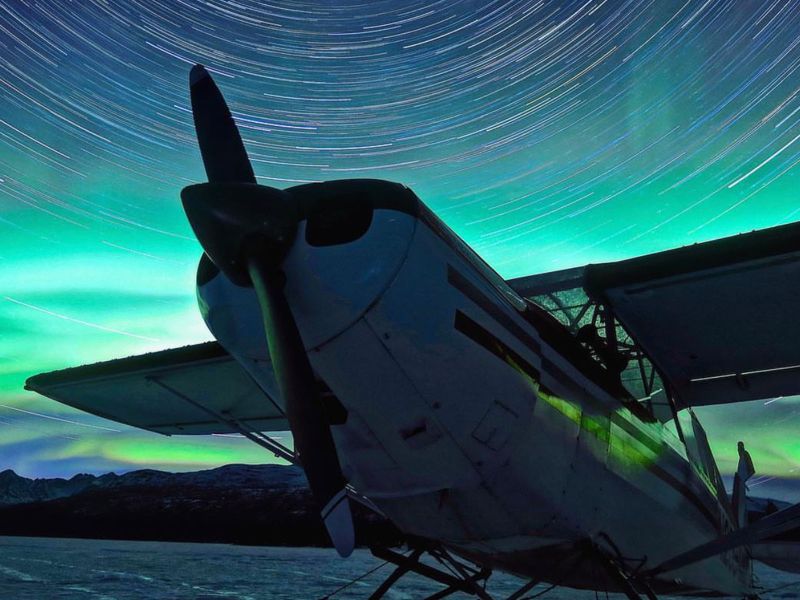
[732,441,756,528]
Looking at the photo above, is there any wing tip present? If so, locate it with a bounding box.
[24,373,43,392]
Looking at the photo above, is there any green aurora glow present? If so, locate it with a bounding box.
[1,2,799,495]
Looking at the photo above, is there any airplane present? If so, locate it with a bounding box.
[25,65,800,599]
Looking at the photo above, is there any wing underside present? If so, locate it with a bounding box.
[509,221,800,409]
[25,342,288,435]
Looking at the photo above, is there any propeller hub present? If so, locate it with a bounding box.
[181,182,298,286]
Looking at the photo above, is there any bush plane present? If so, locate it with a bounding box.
[26,66,800,599]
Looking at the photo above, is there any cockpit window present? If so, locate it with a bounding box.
[526,289,664,421]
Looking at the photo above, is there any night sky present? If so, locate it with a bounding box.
[2,1,799,496]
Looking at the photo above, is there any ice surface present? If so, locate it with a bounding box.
[0,536,798,599]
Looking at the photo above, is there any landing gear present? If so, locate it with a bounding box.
[326,538,659,599]
[598,553,658,600]
[369,542,493,599]
[366,541,546,599]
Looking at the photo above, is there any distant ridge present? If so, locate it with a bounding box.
[0,468,97,506]
[0,464,307,506]
[0,464,401,548]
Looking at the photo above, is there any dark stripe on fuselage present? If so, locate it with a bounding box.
[454,310,541,383]
[451,305,722,533]
[609,411,663,456]
[448,264,632,421]
[446,264,711,473]
[448,264,645,425]
[580,395,722,529]
[646,461,721,531]
[446,265,629,401]
[448,266,541,355]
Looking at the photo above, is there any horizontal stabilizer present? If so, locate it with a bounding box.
[25,342,288,435]
[648,501,800,575]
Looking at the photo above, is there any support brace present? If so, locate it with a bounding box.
[148,376,296,462]
[598,553,657,600]
[366,543,544,600]
[369,544,492,600]
[150,376,382,515]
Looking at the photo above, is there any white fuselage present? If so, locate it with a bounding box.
[197,191,752,596]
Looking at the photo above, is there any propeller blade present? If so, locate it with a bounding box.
[189,64,256,184]
[184,65,355,557]
[247,259,355,558]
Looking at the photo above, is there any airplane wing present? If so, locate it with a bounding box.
[25,342,288,435]
[508,220,800,409]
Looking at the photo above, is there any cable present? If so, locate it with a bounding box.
[758,579,800,595]
[318,560,389,599]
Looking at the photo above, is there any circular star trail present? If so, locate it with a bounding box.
[1,1,799,486]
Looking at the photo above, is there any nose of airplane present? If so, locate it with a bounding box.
[279,179,419,349]
[187,66,418,558]
[197,179,419,355]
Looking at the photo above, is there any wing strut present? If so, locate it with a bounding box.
[368,542,493,600]
[646,501,800,576]
[150,375,385,517]
[148,376,296,463]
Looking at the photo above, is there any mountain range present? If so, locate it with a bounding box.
[2,464,796,549]
[0,464,307,506]
[0,464,402,547]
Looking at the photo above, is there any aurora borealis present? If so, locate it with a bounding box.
[1,1,799,494]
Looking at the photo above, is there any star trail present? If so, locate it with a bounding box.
[1,1,799,490]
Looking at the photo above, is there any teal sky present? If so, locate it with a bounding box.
[1,1,799,495]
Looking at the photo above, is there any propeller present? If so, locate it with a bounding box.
[181,64,355,557]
